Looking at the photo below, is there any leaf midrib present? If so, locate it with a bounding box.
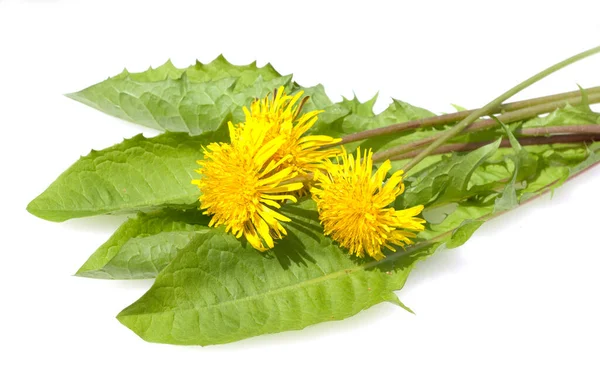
[119,236,443,318]
[28,192,197,215]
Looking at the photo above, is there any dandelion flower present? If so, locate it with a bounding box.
[193,122,303,251]
[230,86,341,177]
[311,147,426,260]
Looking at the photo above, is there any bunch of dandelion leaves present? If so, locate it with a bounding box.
[27,47,600,345]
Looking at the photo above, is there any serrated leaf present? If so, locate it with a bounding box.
[522,103,600,128]
[32,87,443,222]
[311,97,438,152]
[85,197,487,280]
[494,119,539,212]
[79,142,599,280]
[27,131,222,222]
[451,103,468,112]
[358,100,446,155]
[67,57,292,134]
[520,142,600,199]
[79,199,490,280]
[115,137,600,344]
[570,142,600,173]
[339,94,378,116]
[300,84,350,132]
[117,199,440,345]
[76,209,211,279]
[397,139,502,208]
[121,169,582,345]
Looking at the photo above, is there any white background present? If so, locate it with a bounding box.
[1,1,600,372]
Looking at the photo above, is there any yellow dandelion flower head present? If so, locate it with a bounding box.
[193,122,303,251]
[311,147,426,260]
[230,86,341,176]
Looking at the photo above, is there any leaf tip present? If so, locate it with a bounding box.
[116,305,141,332]
[63,91,83,102]
[25,199,38,216]
[384,292,415,314]
[213,53,228,64]
[73,267,90,278]
[116,306,169,345]
[26,198,48,220]
[26,190,77,222]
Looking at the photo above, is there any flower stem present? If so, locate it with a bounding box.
[285,125,599,185]
[339,86,600,145]
[516,124,600,136]
[389,133,600,161]
[394,45,600,174]
[372,93,600,161]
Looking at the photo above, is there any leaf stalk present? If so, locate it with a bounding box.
[339,86,600,145]
[397,45,600,173]
[389,133,600,161]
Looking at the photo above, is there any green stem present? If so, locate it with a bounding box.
[285,124,600,185]
[339,86,600,145]
[390,45,600,174]
[372,92,600,161]
[517,124,600,136]
[389,133,600,161]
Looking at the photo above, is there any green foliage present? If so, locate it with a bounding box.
[30,59,442,223]
[342,99,440,154]
[76,209,211,279]
[118,142,596,344]
[494,119,538,212]
[28,56,600,345]
[397,139,501,209]
[67,57,292,134]
[80,138,591,280]
[521,103,600,128]
[27,131,223,222]
[446,220,486,249]
[421,203,493,244]
[117,200,439,345]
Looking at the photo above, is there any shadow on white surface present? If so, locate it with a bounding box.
[61,213,130,233]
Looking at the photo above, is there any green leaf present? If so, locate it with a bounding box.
[114,57,283,85]
[521,103,600,128]
[494,119,539,212]
[80,200,488,280]
[67,57,292,134]
[68,56,439,142]
[422,203,492,239]
[419,200,494,251]
[566,142,600,174]
[117,199,440,345]
[339,94,378,116]
[122,176,574,344]
[310,97,438,153]
[418,140,596,251]
[397,138,502,208]
[450,103,468,112]
[76,209,210,279]
[520,142,600,199]
[27,131,222,222]
[32,84,445,223]
[361,106,451,156]
[81,141,599,281]
[446,220,485,249]
[300,84,351,133]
